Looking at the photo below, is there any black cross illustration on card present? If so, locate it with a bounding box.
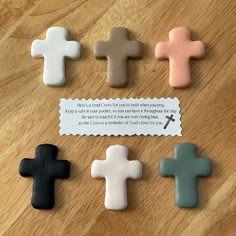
[164,114,175,129]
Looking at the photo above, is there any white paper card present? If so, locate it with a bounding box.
[59,98,182,136]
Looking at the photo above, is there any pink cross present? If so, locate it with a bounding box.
[155,27,205,88]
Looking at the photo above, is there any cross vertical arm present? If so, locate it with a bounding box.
[175,175,198,208]
[32,173,55,209]
[174,143,197,158]
[46,26,68,39]
[35,144,58,160]
[105,176,128,210]
[109,27,128,40]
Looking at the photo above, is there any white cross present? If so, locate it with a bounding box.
[31,27,80,86]
[91,145,142,210]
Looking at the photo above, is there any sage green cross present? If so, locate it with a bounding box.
[160,143,212,208]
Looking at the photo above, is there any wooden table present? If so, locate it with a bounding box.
[0,0,235,235]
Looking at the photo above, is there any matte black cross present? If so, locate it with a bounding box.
[164,114,175,129]
[19,144,70,209]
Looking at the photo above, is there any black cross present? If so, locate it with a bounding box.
[164,114,175,129]
[19,144,70,209]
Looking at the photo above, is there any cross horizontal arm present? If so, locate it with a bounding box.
[91,160,107,178]
[31,40,46,57]
[64,41,81,59]
[188,41,205,58]
[127,161,142,179]
[19,159,35,177]
[94,41,110,58]
[193,158,212,176]
[160,158,177,176]
[126,41,143,58]
[155,42,171,59]
[50,160,70,178]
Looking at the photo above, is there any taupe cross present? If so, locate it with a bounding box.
[94,27,143,87]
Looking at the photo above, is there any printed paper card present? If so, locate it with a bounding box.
[59,98,182,136]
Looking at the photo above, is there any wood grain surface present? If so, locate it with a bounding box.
[0,0,235,235]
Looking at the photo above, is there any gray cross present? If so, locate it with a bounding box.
[160,143,212,208]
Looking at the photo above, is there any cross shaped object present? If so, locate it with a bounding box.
[31,27,80,86]
[94,27,143,87]
[91,145,142,210]
[155,27,205,88]
[164,114,175,129]
[19,144,70,209]
[160,143,212,208]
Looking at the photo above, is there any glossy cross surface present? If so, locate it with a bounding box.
[160,143,212,208]
[91,145,142,210]
[19,144,70,209]
[155,27,205,88]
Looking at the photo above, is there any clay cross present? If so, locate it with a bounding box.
[160,143,212,208]
[94,27,143,87]
[164,114,175,129]
[155,27,205,88]
[31,27,80,86]
[19,144,70,209]
[91,145,142,210]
